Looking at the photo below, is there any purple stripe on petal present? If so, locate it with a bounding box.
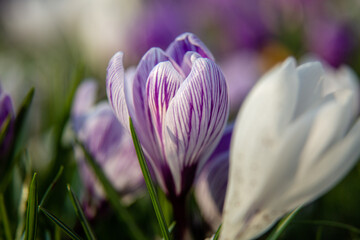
[124,48,178,191]
[166,33,215,67]
[164,58,229,195]
[146,61,184,151]
[125,48,179,155]
[106,52,130,130]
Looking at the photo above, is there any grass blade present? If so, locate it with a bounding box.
[24,173,38,240]
[76,139,146,240]
[295,220,360,234]
[0,193,12,240]
[213,224,222,240]
[39,207,82,240]
[129,118,171,240]
[266,206,302,240]
[39,166,64,208]
[67,184,96,240]
[0,114,11,147]
[0,88,34,192]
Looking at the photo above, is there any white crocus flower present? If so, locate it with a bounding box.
[221,58,360,240]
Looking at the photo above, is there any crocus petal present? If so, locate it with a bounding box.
[164,57,228,195]
[145,61,185,191]
[180,51,203,76]
[72,80,98,132]
[222,57,360,240]
[279,116,360,210]
[322,65,360,113]
[195,124,233,230]
[227,58,299,202]
[0,89,15,158]
[106,52,130,129]
[124,48,174,164]
[72,80,98,117]
[298,90,355,173]
[146,61,184,152]
[80,102,144,194]
[166,33,215,67]
[293,62,324,118]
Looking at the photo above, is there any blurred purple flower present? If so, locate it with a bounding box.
[195,124,232,230]
[0,84,15,159]
[220,51,261,114]
[106,33,229,200]
[72,80,144,217]
[306,19,354,68]
[128,2,188,61]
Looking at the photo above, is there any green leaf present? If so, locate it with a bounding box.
[77,139,146,240]
[67,184,96,240]
[45,63,84,189]
[39,207,82,240]
[24,173,38,240]
[12,88,35,157]
[0,88,34,192]
[168,221,176,234]
[39,166,64,208]
[295,220,360,234]
[266,206,302,240]
[129,118,171,240]
[213,224,222,240]
[0,193,12,240]
[0,114,11,147]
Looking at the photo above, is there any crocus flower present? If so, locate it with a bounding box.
[195,124,232,230]
[72,80,144,217]
[106,32,229,200]
[221,58,360,239]
[0,84,15,160]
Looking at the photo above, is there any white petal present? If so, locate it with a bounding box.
[278,117,360,210]
[298,89,355,175]
[226,58,299,207]
[293,61,324,118]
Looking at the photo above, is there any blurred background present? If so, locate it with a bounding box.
[1,0,360,239]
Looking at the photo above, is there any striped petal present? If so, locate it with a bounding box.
[166,33,214,67]
[164,57,229,196]
[145,61,185,192]
[124,48,174,165]
[106,52,130,129]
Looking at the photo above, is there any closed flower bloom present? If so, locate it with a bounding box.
[72,80,144,217]
[106,32,229,200]
[0,84,15,160]
[221,58,360,240]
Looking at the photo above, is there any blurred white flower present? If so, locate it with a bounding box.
[2,0,141,71]
[221,58,360,240]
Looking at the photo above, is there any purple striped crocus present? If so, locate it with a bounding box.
[106,32,229,201]
[0,84,15,160]
[72,80,144,217]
